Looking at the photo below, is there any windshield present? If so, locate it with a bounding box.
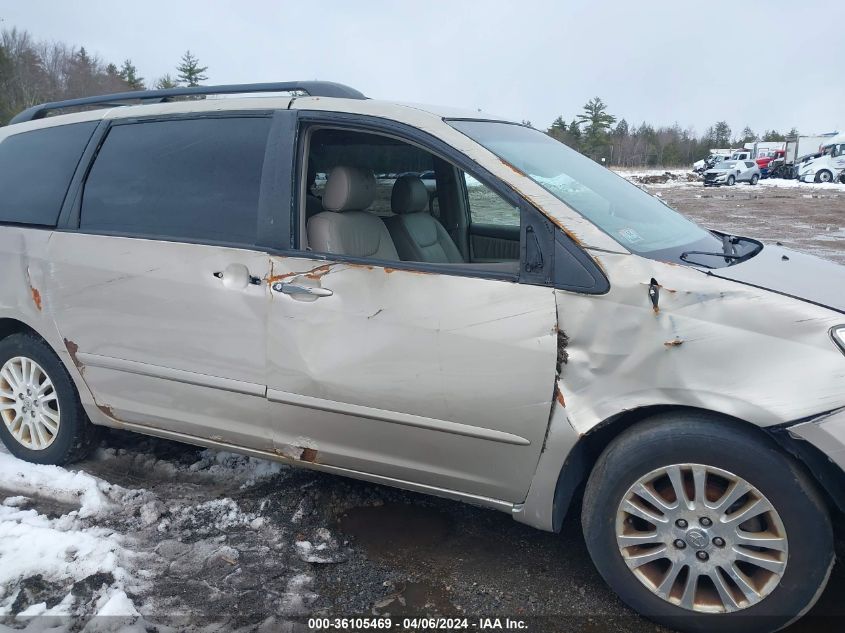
[714,161,737,169]
[449,120,728,262]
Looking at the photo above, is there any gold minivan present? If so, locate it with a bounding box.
[1,82,844,633]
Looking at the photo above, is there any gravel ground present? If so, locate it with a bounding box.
[0,174,843,632]
[635,173,845,265]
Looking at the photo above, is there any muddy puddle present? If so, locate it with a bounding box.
[337,503,452,559]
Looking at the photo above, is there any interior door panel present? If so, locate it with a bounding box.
[469,223,520,262]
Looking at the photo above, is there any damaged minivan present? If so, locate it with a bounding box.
[0,82,843,632]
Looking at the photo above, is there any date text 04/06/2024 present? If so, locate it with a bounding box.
[307,617,528,630]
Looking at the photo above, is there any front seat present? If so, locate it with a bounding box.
[307,166,399,259]
[385,175,463,263]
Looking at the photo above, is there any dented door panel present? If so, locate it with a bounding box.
[266,256,558,502]
[45,232,274,450]
[557,252,845,435]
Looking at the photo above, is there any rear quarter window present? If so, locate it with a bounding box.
[80,117,271,245]
[0,122,98,226]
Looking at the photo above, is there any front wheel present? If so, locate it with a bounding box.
[816,170,833,183]
[727,175,736,186]
[582,413,833,633]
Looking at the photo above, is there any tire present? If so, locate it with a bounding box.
[727,175,735,186]
[816,170,833,183]
[582,412,833,633]
[750,174,759,185]
[0,333,98,465]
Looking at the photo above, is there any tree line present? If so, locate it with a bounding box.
[1,27,801,166]
[0,27,208,125]
[544,97,800,167]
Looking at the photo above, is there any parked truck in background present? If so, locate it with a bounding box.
[798,133,845,183]
[768,133,839,179]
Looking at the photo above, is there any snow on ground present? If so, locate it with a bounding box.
[0,437,330,631]
[614,168,845,192]
[0,446,143,629]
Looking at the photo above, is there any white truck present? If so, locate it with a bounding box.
[768,133,839,179]
[798,133,845,183]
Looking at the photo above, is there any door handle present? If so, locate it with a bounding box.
[272,282,333,298]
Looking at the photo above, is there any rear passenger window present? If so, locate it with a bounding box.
[0,122,97,226]
[81,117,271,245]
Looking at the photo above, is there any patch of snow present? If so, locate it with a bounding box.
[294,528,346,564]
[94,590,139,617]
[279,573,317,615]
[0,452,119,517]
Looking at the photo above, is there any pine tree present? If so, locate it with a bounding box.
[549,116,567,134]
[568,118,582,143]
[155,73,179,89]
[119,59,144,90]
[176,50,208,87]
[576,97,616,159]
[712,121,732,147]
[762,130,786,142]
[576,97,616,136]
[613,119,629,138]
[740,126,757,143]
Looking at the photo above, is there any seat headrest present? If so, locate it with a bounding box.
[322,166,376,212]
[391,175,429,215]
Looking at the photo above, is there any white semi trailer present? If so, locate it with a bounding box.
[798,133,845,183]
[768,133,839,179]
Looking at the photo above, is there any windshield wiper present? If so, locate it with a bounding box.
[679,251,745,268]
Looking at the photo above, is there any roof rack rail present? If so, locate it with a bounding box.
[9,81,366,125]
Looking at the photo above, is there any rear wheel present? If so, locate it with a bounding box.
[727,175,735,186]
[582,412,833,633]
[750,174,759,185]
[0,333,97,465]
[816,170,833,183]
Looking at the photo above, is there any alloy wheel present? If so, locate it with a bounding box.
[615,463,788,614]
[0,356,61,450]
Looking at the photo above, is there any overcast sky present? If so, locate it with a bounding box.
[2,1,843,136]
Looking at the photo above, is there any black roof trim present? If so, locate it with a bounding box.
[9,81,366,125]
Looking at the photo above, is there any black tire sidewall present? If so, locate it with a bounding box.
[0,334,87,465]
[582,414,833,633]
[727,176,735,185]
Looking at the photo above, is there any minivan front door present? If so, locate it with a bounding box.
[265,257,558,502]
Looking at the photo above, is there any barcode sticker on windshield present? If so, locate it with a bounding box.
[618,228,643,244]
